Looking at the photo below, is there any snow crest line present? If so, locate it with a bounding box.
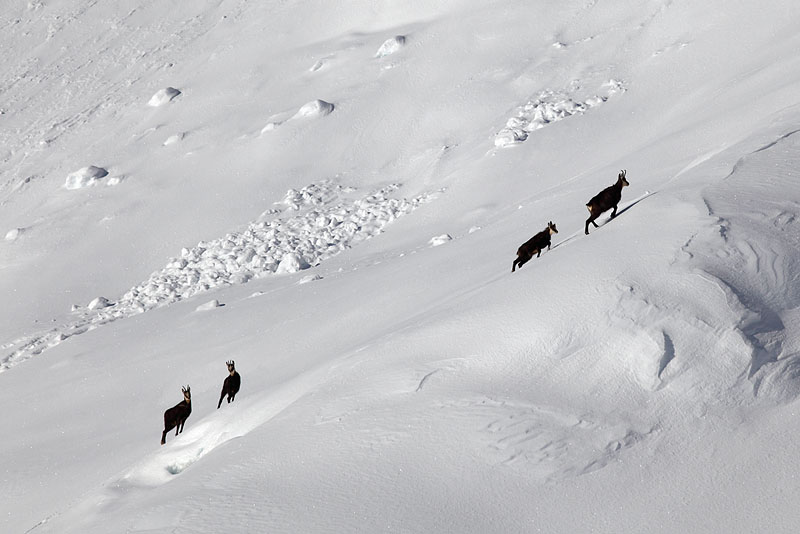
[1,181,435,372]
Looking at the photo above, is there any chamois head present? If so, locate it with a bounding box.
[547,221,558,234]
[226,360,236,374]
[618,169,629,187]
[182,385,191,403]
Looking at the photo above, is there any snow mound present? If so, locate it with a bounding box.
[495,80,626,147]
[275,253,310,274]
[429,234,453,247]
[148,87,181,107]
[163,133,184,146]
[87,297,112,310]
[375,35,406,57]
[5,228,23,241]
[195,299,222,312]
[292,99,334,120]
[64,166,109,190]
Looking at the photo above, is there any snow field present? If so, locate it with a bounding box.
[3,0,800,533]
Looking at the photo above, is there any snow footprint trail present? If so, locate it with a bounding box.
[1,181,436,371]
[124,370,324,487]
[495,80,626,147]
[548,191,654,250]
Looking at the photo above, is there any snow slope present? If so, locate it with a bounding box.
[2,0,800,532]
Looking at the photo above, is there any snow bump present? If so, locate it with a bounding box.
[429,234,453,247]
[292,99,334,120]
[5,228,23,241]
[375,35,406,57]
[148,87,181,107]
[64,166,109,190]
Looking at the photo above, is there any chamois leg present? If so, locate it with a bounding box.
[161,430,167,445]
[218,390,225,409]
[610,204,618,218]
[585,217,595,235]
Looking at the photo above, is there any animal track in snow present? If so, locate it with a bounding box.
[1,180,435,371]
[495,80,626,147]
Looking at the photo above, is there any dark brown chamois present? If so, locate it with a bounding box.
[585,170,629,235]
[161,386,191,445]
[217,360,241,409]
[512,221,558,272]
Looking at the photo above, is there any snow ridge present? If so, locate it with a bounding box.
[1,181,434,371]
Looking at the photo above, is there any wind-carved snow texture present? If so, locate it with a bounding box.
[0,181,434,371]
[446,397,649,482]
[495,80,626,147]
[683,130,800,402]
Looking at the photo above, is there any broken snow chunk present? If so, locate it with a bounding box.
[375,35,406,57]
[292,99,334,120]
[298,274,323,284]
[163,132,185,146]
[494,129,528,148]
[148,87,181,107]
[196,299,222,312]
[65,166,109,190]
[275,253,310,274]
[5,228,23,241]
[88,296,112,310]
[429,234,453,247]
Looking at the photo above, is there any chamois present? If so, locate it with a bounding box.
[585,170,629,234]
[217,360,241,409]
[512,221,558,272]
[161,386,192,445]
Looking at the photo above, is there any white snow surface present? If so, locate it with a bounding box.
[2,1,800,533]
